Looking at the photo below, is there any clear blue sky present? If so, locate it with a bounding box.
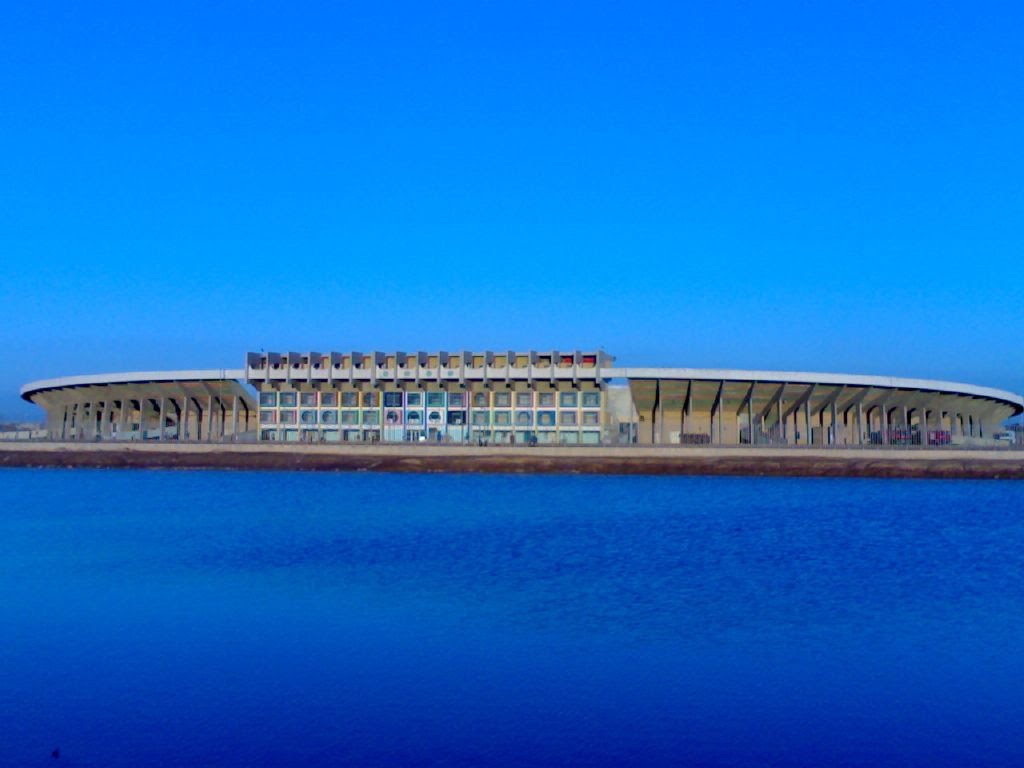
[2,1,1023,420]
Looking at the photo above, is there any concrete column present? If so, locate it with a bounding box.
[181,397,191,441]
[117,399,128,439]
[206,396,215,442]
[803,400,811,445]
[99,402,110,439]
[747,395,754,445]
[857,403,864,446]
[231,396,240,440]
[657,382,664,445]
[158,398,167,441]
[881,406,889,446]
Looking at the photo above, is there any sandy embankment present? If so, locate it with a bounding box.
[1,442,1023,479]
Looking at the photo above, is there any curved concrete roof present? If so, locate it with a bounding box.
[20,366,1023,415]
[605,367,1024,414]
[21,369,247,402]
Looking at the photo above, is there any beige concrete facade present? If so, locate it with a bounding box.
[18,352,1024,448]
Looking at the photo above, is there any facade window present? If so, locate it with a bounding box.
[582,392,601,408]
[560,392,578,408]
[494,391,511,407]
[560,411,577,426]
[447,411,466,425]
[385,410,402,424]
[280,410,297,424]
[406,411,423,424]
[493,411,511,426]
[407,392,423,407]
[538,392,555,407]
[300,392,317,407]
[362,410,380,425]
[340,411,359,425]
[300,410,318,424]
[473,392,489,407]
[448,392,466,408]
[341,392,359,407]
[362,392,379,407]
[426,391,445,407]
[582,411,600,425]
[537,411,556,427]
[321,410,338,424]
[383,391,403,408]
[279,392,297,407]
[259,410,276,424]
[260,429,276,441]
[516,392,533,408]
[259,392,277,407]
[320,392,337,407]
[472,411,489,425]
[427,410,444,425]
[515,411,533,426]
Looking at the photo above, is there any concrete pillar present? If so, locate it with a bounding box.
[206,396,215,442]
[231,396,240,440]
[657,383,664,445]
[747,394,754,445]
[857,403,864,446]
[181,397,191,441]
[804,400,811,445]
[881,405,889,446]
[158,398,167,441]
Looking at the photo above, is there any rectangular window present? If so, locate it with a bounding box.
[537,411,556,427]
[538,392,555,407]
[582,392,601,408]
[300,392,317,407]
[560,411,577,426]
[300,410,318,424]
[383,391,403,408]
[259,410,276,424]
[279,392,297,407]
[340,410,359,425]
[515,411,533,426]
[406,392,423,407]
[516,392,533,408]
[426,391,445,407]
[259,392,277,407]
[583,411,600,425]
[494,391,511,407]
[493,411,511,426]
[362,410,379,425]
[447,410,466,425]
[320,392,337,407]
[560,392,578,408]
[321,410,338,424]
[448,392,466,407]
[472,392,489,407]
[362,392,378,407]
[280,410,297,424]
[341,392,359,407]
[472,411,490,425]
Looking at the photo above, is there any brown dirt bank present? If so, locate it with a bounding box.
[2,444,1023,479]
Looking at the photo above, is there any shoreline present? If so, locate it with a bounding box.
[2,442,1024,479]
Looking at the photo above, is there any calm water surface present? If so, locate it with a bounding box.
[1,469,1023,766]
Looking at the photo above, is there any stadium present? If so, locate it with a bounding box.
[19,350,1024,448]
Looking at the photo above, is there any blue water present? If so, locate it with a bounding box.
[1,470,1023,766]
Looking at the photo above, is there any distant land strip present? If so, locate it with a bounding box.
[2,443,1024,479]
